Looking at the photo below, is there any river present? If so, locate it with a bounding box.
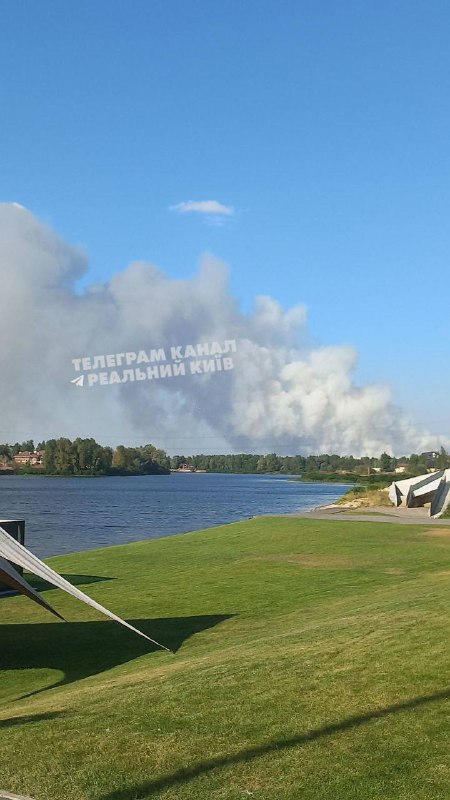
[0,473,350,557]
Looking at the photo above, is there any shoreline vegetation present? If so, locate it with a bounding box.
[298,472,401,508]
[306,474,401,510]
[1,437,449,479]
[335,485,393,508]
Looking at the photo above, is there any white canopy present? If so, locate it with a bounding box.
[0,525,169,651]
[0,553,63,619]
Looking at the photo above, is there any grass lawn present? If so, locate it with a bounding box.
[1,516,449,800]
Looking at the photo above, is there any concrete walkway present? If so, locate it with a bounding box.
[278,505,450,525]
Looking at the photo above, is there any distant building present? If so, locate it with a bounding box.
[13,450,44,466]
[394,463,409,474]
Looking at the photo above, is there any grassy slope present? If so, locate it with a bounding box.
[336,487,393,507]
[1,517,450,800]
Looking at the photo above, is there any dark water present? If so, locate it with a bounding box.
[0,473,350,558]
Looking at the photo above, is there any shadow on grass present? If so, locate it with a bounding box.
[97,686,450,799]
[25,573,115,593]
[0,574,115,601]
[0,712,64,729]
[0,615,231,698]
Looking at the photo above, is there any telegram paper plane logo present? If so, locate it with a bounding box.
[71,375,85,387]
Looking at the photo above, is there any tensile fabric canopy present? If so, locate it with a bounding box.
[0,525,169,651]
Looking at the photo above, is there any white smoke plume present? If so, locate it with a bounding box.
[0,203,441,456]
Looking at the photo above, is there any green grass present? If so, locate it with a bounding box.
[1,517,450,799]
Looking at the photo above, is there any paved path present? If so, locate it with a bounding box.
[259,506,450,526]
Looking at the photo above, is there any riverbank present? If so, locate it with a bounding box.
[283,481,450,525]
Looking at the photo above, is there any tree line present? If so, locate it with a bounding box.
[0,439,448,477]
[0,439,170,475]
[171,448,449,475]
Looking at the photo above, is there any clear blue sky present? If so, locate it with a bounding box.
[2,0,450,439]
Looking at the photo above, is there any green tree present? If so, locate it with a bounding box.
[437,446,449,470]
[54,438,75,473]
[379,452,394,472]
[43,440,57,472]
[408,454,427,475]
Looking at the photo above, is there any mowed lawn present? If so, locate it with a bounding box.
[0,517,449,800]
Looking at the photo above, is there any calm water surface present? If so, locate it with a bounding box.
[0,473,350,558]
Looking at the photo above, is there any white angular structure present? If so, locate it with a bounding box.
[0,525,170,650]
[388,469,450,518]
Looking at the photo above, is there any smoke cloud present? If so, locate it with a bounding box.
[0,204,440,456]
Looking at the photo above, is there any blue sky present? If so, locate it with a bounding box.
[2,0,450,442]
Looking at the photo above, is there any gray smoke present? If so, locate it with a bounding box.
[0,203,440,456]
